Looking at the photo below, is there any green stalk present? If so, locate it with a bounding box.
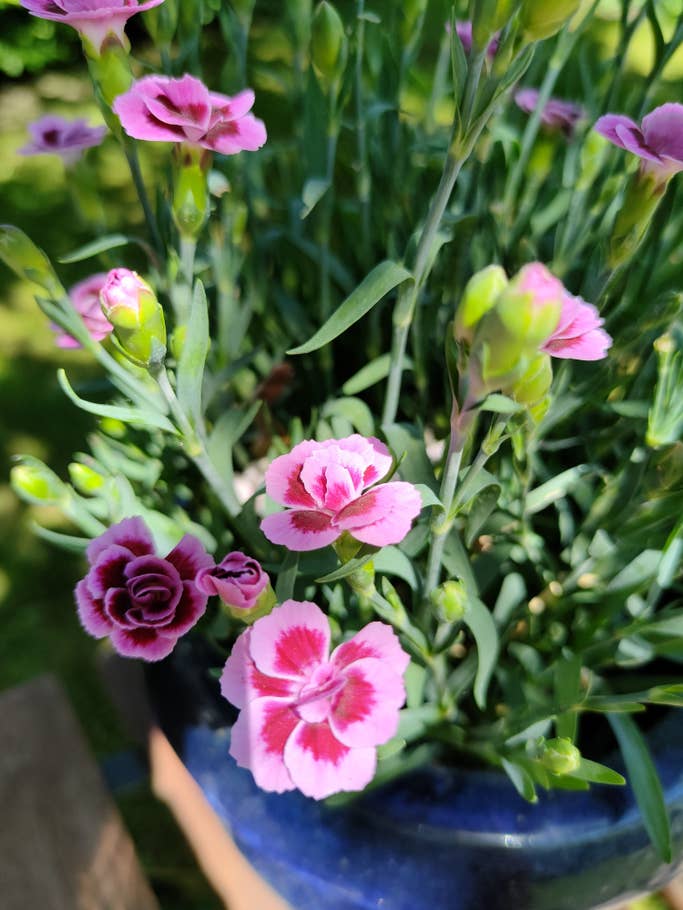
[354,0,371,257]
[124,141,163,255]
[424,435,465,595]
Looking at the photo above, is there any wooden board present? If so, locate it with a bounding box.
[0,674,159,910]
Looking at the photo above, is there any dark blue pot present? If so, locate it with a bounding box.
[148,645,683,910]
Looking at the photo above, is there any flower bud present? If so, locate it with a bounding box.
[539,737,581,775]
[69,462,106,495]
[608,169,666,270]
[172,145,211,239]
[454,265,508,343]
[100,268,166,368]
[472,0,516,50]
[311,1,347,88]
[508,351,552,406]
[519,0,581,41]
[346,560,376,599]
[11,458,65,505]
[430,580,467,623]
[495,263,563,347]
[196,552,275,623]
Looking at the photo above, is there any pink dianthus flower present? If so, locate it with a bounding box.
[53,272,113,348]
[514,88,584,137]
[221,599,410,799]
[113,74,267,156]
[595,103,683,183]
[20,0,165,50]
[260,434,422,552]
[541,292,612,361]
[19,115,106,165]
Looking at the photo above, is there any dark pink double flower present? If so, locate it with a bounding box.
[113,74,267,156]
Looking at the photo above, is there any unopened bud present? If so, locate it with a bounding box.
[100,268,166,368]
[173,145,211,239]
[347,560,376,599]
[69,462,106,495]
[430,579,467,622]
[507,351,552,406]
[519,0,581,41]
[311,1,347,87]
[608,169,666,270]
[473,0,516,50]
[11,458,65,504]
[495,263,563,346]
[539,737,581,775]
[196,553,275,624]
[455,265,508,343]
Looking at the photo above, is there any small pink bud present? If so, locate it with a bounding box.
[100,268,166,367]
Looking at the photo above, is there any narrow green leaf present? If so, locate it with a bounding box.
[640,613,683,638]
[479,393,524,415]
[57,370,178,434]
[463,597,499,710]
[315,549,377,583]
[554,651,582,740]
[525,465,593,515]
[493,572,526,627]
[464,484,500,546]
[207,401,262,480]
[0,224,64,297]
[287,260,412,355]
[322,397,375,436]
[300,177,330,219]
[501,758,538,803]
[57,234,142,263]
[177,280,210,429]
[32,524,89,552]
[342,353,413,396]
[414,484,442,510]
[374,546,419,590]
[608,713,672,863]
[382,423,438,491]
[567,758,625,786]
[275,551,299,603]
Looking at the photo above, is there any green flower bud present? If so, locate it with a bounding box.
[507,351,552,406]
[519,0,581,41]
[69,462,106,495]
[539,737,581,775]
[11,458,65,505]
[494,263,563,348]
[430,580,467,622]
[473,0,517,50]
[347,560,376,599]
[85,39,133,120]
[608,169,666,270]
[172,145,211,239]
[333,530,363,564]
[311,1,347,87]
[455,265,508,343]
[0,225,64,298]
[100,269,167,368]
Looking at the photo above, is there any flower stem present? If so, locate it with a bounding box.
[424,436,465,595]
[124,141,163,255]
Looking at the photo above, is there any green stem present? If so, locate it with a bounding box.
[355,0,371,257]
[424,437,465,595]
[124,142,163,255]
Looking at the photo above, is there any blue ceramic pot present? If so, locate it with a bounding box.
[148,645,683,910]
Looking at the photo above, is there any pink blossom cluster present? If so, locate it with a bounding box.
[221,600,409,799]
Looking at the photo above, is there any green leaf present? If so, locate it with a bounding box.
[0,224,63,297]
[567,758,625,786]
[382,423,438,491]
[464,483,500,546]
[287,260,412,355]
[554,651,582,740]
[315,549,377,584]
[525,465,593,515]
[300,177,330,218]
[207,401,262,480]
[479,393,524,415]
[177,280,210,429]
[275,551,299,602]
[608,713,672,863]
[462,598,499,710]
[322,397,375,436]
[501,758,538,803]
[414,484,442,510]
[342,353,413,396]
[374,546,419,590]
[57,234,145,263]
[639,613,683,638]
[32,524,89,552]
[493,572,526,627]
[57,370,178,434]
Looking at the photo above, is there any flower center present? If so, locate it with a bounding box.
[294,663,346,723]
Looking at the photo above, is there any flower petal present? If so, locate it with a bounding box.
[264,441,320,507]
[220,630,297,709]
[248,599,330,680]
[284,720,376,799]
[333,482,422,547]
[260,509,339,551]
[206,113,267,155]
[165,533,213,581]
[109,626,177,661]
[159,580,208,636]
[331,621,411,675]
[329,657,406,748]
[335,434,393,487]
[642,102,683,167]
[86,516,154,564]
[229,697,297,794]
[75,578,112,638]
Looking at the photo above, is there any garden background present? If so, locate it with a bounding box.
[0,0,681,907]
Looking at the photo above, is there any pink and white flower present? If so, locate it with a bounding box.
[260,435,422,552]
[113,74,267,156]
[221,600,410,799]
[595,103,683,184]
[20,0,166,51]
[19,115,106,165]
[541,292,612,361]
[53,272,113,349]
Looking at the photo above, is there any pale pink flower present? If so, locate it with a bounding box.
[113,74,267,156]
[595,103,683,183]
[20,0,165,50]
[516,262,565,310]
[54,272,113,349]
[19,115,106,165]
[221,600,409,799]
[541,292,612,361]
[260,435,422,552]
[514,88,584,137]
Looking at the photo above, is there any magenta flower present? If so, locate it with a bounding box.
[260,435,422,552]
[595,103,683,182]
[196,552,270,611]
[514,88,584,137]
[54,272,113,349]
[20,0,165,50]
[446,21,499,58]
[221,600,410,799]
[75,516,213,661]
[113,74,267,155]
[19,115,106,165]
[541,292,612,361]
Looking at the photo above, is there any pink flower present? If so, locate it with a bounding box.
[19,115,106,165]
[260,435,422,552]
[20,0,165,50]
[53,272,113,349]
[541,292,612,361]
[75,516,213,660]
[595,103,683,182]
[514,88,584,137]
[221,600,410,799]
[446,20,499,58]
[196,552,270,610]
[113,74,267,156]
[516,262,565,310]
